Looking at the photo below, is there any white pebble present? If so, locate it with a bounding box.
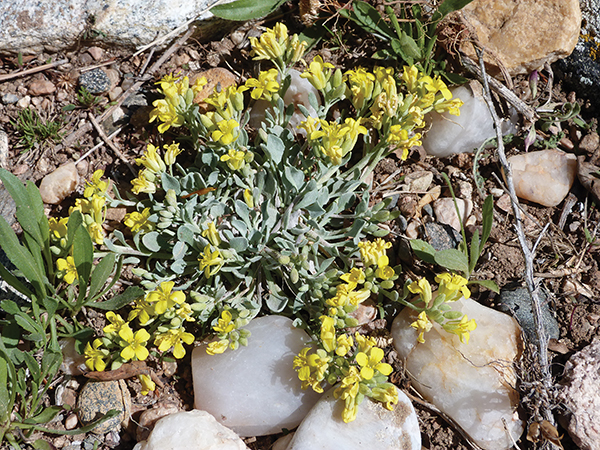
[38,162,79,204]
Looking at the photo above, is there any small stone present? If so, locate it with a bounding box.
[191,68,237,107]
[348,301,377,326]
[87,46,104,61]
[508,149,577,207]
[108,86,123,102]
[192,315,321,437]
[134,410,247,450]
[580,132,600,154]
[422,84,516,157]
[136,403,180,441]
[432,198,473,231]
[2,93,19,104]
[286,387,421,450]
[77,380,130,434]
[17,95,31,108]
[578,158,600,204]
[559,337,600,450]
[39,162,79,204]
[392,297,524,450]
[405,219,420,239]
[79,69,111,94]
[59,338,86,375]
[65,413,78,430]
[272,433,294,450]
[29,79,56,96]
[497,286,560,342]
[104,68,120,90]
[459,0,581,76]
[402,170,433,192]
[423,221,462,251]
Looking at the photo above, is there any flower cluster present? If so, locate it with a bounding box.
[405,273,477,344]
[130,142,182,195]
[249,23,307,73]
[293,238,400,423]
[205,309,251,355]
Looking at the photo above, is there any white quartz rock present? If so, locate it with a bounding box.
[285,386,420,450]
[192,315,321,437]
[392,297,524,450]
[508,149,577,207]
[433,198,473,231]
[249,69,319,135]
[133,410,247,450]
[39,162,79,204]
[422,84,515,158]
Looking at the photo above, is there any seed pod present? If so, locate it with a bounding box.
[290,267,299,284]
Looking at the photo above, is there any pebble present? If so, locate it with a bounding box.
[38,162,79,204]
[580,132,600,154]
[422,83,516,158]
[87,46,104,61]
[65,413,79,430]
[28,79,56,96]
[432,197,473,232]
[460,0,581,75]
[285,386,421,450]
[108,86,123,102]
[559,337,600,450]
[133,410,247,450]
[392,297,524,450]
[136,403,180,441]
[17,95,31,108]
[423,221,462,251]
[1,93,19,104]
[192,315,321,437]
[78,68,111,94]
[402,170,433,192]
[497,286,560,342]
[508,149,577,207]
[104,68,120,90]
[77,380,130,434]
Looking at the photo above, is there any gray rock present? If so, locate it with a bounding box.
[77,380,131,434]
[0,0,234,55]
[423,221,462,251]
[1,93,19,104]
[79,69,111,94]
[497,286,560,341]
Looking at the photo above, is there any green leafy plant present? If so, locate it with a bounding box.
[339,0,473,80]
[410,174,499,293]
[0,168,140,447]
[210,0,286,21]
[10,109,64,152]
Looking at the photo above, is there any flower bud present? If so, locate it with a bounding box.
[278,254,291,265]
[344,317,359,328]
[529,70,539,99]
[170,317,182,328]
[165,189,178,208]
[290,267,299,284]
[332,68,343,88]
[380,280,395,290]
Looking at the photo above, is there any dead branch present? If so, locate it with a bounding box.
[88,112,136,175]
[0,59,68,82]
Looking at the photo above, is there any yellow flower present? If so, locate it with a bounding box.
[146,281,186,315]
[84,169,108,198]
[297,116,322,141]
[434,97,463,116]
[84,339,108,372]
[155,328,195,358]
[345,67,375,111]
[213,310,235,334]
[131,170,157,195]
[164,143,182,166]
[340,268,365,290]
[355,346,392,380]
[335,333,353,357]
[149,97,184,133]
[202,221,221,247]
[124,208,155,234]
[249,23,288,64]
[357,238,392,267]
[333,366,362,423]
[319,315,336,353]
[119,325,150,361]
[206,339,229,355]
[387,125,422,160]
[423,75,452,100]
[198,245,223,278]
[444,315,477,344]
[136,143,166,174]
[56,256,77,284]
[435,272,471,302]
[87,221,104,245]
[128,298,156,325]
[371,383,399,411]
[49,217,68,240]
[411,311,433,344]
[103,312,127,335]
[220,149,246,171]
[139,373,156,395]
[243,188,254,208]
[401,65,420,92]
[212,119,239,145]
[408,278,433,307]
[245,68,280,101]
[191,76,208,96]
[355,332,377,353]
[375,254,395,280]
[293,347,330,393]
[300,55,335,90]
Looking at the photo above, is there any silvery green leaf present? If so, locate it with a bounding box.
[232,219,247,234]
[295,188,319,210]
[284,166,304,191]
[177,225,196,245]
[210,202,226,217]
[305,203,325,218]
[234,200,250,224]
[266,293,288,313]
[434,249,469,274]
[297,103,310,117]
[264,135,285,165]
[264,171,277,196]
[308,91,319,111]
[142,232,163,252]
[229,237,249,252]
[348,218,367,238]
[162,173,181,194]
[171,259,187,274]
[173,241,188,260]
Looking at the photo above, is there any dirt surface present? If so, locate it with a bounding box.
[1,1,600,449]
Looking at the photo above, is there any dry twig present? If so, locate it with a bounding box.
[0,59,68,82]
[474,46,557,443]
[87,112,136,175]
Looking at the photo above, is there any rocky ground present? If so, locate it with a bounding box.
[1,1,600,449]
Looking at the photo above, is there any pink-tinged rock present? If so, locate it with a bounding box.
[192,315,321,437]
[433,198,473,231]
[559,338,600,450]
[508,149,577,207]
[459,0,581,76]
[39,162,79,204]
[392,297,524,450]
[28,79,56,96]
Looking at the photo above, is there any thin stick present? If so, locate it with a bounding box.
[88,112,136,175]
[475,46,556,430]
[74,128,122,164]
[0,59,68,82]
